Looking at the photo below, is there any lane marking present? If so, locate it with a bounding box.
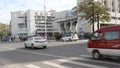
[26,64,41,68]
[57,59,108,68]
[0,46,119,67]
[42,61,70,68]
[0,46,66,59]
[80,55,92,58]
[79,55,120,66]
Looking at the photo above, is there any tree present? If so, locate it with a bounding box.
[73,0,111,32]
[0,23,10,38]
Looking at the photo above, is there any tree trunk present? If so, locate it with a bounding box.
[97,12,100,30]
[92,1,95,33]
[92,22,94,33]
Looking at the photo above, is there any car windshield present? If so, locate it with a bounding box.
[34,37,44,40]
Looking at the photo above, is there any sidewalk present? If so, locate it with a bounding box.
[48,39,88,43]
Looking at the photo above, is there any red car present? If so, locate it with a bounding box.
[88,25,120,59]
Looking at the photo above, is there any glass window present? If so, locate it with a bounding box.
[35,37,44,40]
[28,38,33,41]
[104,31,119,40]
[91,32,102,40]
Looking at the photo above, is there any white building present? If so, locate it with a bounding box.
[11,10,59,38]
[77,0,120,33]
[55,0,120,34]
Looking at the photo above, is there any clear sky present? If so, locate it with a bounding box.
[0,0,77,24]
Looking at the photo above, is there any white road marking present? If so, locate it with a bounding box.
[0,46,119,67]
[42,61,70,68]
[57,59,108,68]
[80,55,92,58]
[0,46,66,59]
[26,64,41,68]
[79,55,120,66]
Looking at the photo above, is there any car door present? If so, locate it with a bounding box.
[63,35,69,41]
[27,38,33,46]
[89,32,102,48]
[101,31,120,56]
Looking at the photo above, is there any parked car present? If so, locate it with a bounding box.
[24,36,47,49]
[60,34,79,42]
[88,25,120,60]
[1,36,9,41]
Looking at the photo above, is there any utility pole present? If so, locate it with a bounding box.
[115,0,118,24]
[44,0,47,39]
[92,0,95,33]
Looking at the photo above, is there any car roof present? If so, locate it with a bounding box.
[95,25,120,32]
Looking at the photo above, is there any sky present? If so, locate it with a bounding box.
[0,0,77,24]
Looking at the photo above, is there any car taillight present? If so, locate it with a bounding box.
[45,40,47,42]
[35,41,39,42]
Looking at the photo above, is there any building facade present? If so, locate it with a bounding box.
[55,10,78,34]
[77,0,120,33]
[56,0,120,34]
[11,10,59,38]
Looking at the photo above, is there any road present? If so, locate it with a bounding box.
[0,40,120,68]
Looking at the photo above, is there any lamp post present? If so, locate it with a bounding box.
[44,0,47,39]
[92,0,95,33]
[115,0,118,24]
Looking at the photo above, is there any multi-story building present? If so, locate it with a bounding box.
[56,0,120,34]
[11,10,59,38]
[77,0,120,33]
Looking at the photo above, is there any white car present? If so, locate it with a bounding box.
[24,37,47,49]
[61,34,79,42]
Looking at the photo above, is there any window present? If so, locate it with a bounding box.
[91,32,102,40]
[27,38,33,41]
[104,31,119,40]
[35,37,44,40]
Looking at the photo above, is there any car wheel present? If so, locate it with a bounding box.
[43,46,47,49]
[24,43,28,48]
[69,39,72,41]
[92,51,102,60]
[61,39,64,42]
[74,40,77,41]
[31,44,35,49]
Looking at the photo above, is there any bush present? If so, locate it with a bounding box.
[0,32,7,38]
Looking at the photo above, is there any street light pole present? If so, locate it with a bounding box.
[44,0,47,39]
[92,0,95,33]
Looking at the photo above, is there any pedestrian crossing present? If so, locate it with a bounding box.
[24,55,120,68]
[2,55,120,68]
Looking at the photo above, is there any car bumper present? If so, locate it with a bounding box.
[34,42,47,47]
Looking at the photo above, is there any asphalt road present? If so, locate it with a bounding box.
[0,40,120,68]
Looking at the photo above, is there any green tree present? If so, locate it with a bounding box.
[0,23,10,38]
[73,0,111,32]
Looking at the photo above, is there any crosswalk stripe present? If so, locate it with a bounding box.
[26,64,41,68]
[57,59,108,68]
[80,55,120,66]
[42,61,71,68]
[80,55,92,58]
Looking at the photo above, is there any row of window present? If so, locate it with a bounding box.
[35,23,52,25]
[111,17,120,20]
[35,13,48,16]
[18,33,27,36]
[91,31,120,40]
[36,26,52,28]
[37,29,53,31]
